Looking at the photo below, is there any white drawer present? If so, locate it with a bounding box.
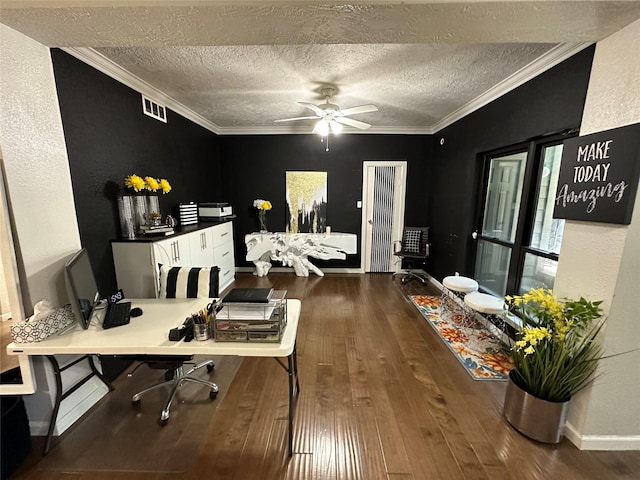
[217,257,235,288]
[211,222,233,245]
[213,242,233,265]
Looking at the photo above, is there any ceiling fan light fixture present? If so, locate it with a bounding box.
[314,119,330,137]
[329,120,343,134]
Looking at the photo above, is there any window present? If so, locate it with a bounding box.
[473,135,570,297]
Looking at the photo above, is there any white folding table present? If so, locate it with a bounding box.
[7,298,301,456]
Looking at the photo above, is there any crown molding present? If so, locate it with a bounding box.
[62,43,591,137]
[431,42,592,133]
[218,125,434,135]
[61,47,221,134]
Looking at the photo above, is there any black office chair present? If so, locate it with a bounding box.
[392,227,430,284]
[128,265,220,425]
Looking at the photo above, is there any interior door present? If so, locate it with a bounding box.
[361,161,407,273]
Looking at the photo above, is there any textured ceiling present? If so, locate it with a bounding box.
[2,1,640,134]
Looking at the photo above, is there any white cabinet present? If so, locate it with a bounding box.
[188,228,213,266]
[154,235,192,266]
[112,222,235,298]
[211,222,235,289]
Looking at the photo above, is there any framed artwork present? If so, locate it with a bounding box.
[286,171,327,233]
[553,123,640,225]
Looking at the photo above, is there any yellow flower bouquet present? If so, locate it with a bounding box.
[125,174,171,194]
[253,199,272,231]
[505,288,605,403]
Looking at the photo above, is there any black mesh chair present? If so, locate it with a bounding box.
[392,227,430,284]
[128,265,220,425]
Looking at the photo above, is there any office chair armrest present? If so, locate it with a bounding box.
[393,240,402,254]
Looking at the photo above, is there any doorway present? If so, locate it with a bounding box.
[361,161,407,272]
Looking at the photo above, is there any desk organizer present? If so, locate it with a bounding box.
[214,290,287,342]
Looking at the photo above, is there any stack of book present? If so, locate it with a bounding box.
[214,288,287,342]
[139,224,175,236]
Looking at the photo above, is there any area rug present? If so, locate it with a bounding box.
[410,295,512,381]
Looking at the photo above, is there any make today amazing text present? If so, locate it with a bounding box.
[555,139,629,214]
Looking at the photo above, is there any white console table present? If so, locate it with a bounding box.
[245,232,357,277]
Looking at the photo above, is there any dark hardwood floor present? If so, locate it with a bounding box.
[10,273,640,479]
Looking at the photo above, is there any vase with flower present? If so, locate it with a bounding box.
[118,174,172,237]
[503,288,605,443]
[144,176,172,220]
[121,173,148,234]
[253,199,272,232]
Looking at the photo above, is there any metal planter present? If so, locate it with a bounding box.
[503,370,570,444]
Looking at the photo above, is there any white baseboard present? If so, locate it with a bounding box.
[235,266,362,275]
[564,422,640,450]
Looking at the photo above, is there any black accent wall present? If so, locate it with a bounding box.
[218,134,433,269]
[427,45,596,282]
[50,44,595,294]
[51,49,222,294]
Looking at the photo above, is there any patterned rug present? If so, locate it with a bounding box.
[410,295,513,381]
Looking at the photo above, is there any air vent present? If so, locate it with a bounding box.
[141,95,167,123]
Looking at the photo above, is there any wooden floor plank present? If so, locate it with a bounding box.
[10,273,640,480]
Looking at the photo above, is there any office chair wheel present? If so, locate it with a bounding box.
[132,398,141,406]
[158,418,168,426]
[209,390,218,400]
[164,369,175,381]
[206,364,214,373]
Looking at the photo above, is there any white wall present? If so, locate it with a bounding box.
[555,19,640,450]
[0,24,108,435]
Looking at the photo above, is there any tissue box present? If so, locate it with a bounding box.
[10,305,75,343]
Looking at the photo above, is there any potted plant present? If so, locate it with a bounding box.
[503,288,604,443]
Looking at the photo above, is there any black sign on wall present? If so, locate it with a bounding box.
[554,123,640,225]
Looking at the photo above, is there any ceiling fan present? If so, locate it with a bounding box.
[274,86,378,135]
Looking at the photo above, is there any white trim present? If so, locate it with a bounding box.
[61,43,590,137]
[61,47,220,134]
[431,43,592,133]
[564,422,640,451]
[219,125,434,135]
[236,266,362,275]
[361,161,407,273]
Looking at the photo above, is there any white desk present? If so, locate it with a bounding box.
[7,298,301,455]
[245,232,357,276]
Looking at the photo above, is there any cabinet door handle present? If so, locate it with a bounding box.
[176,242,180,261]
[222,251,229,257]
[221,232,228,237]
[203,232,207,249]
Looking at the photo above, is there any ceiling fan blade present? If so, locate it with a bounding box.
[338,104,378,116]
[335,116,371,129]
[298,102,325,115]
[274,116,319,123]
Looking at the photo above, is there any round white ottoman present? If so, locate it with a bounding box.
[440,275,479,327]
[464,292,504,314]
[442,275,479,294]
[464,292,507,339]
